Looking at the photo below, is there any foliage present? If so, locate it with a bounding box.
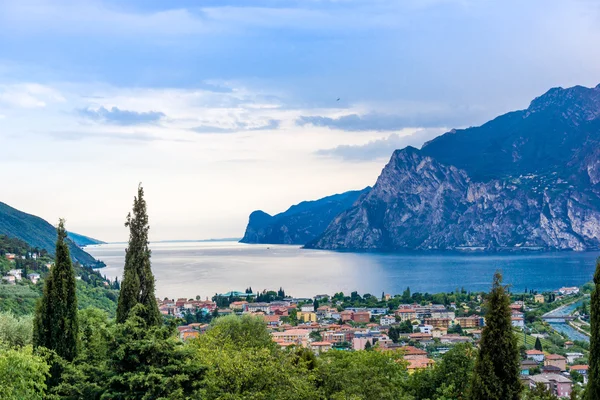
[468,271,521,400]
[586,257,600,400]
[116,184,161,326]
[0,284,41,315]
[33,220,79,362]
[316,350,411,400]
[0,344,49,400]
[407,343,476,400]
[0,312,33,347]
[522,382,559,400]
[197,314,276,351]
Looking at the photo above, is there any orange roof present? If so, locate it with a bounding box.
[273,329,310,336]
[406,358,435,369]
[525,350,544,355]
[546,354,566,360]
[571,365,589,371]
[397,309,416,313]
[400,346,427,356]
[262,315,281,323]
[310,341,333,346]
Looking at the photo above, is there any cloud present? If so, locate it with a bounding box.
[48,131,190,143]
[191,119,280,134]
[298,112,468,131]
[315,129,445,161]
[0,83,64,108]
[78,106,165,125]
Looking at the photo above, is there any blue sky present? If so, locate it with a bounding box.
[1,0,600,241]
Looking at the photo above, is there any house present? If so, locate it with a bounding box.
[340,310,354,322]
[406,358,435,374]
[297,311,317,323]
[352,336,376,351]
[7,269,22,281]
[2,275,16,284]
[229,301,248,310]
[4,253,16,260]
[27,273,41,284]
[408,333,434,344]
[521,359,539,375]
[545,354,567,371]
[400,346,428,360]
[418,325,433,334]
[511,317,525,328]
[564,341,574,349]
[565,352,584,364]
[352,311,370,323]
[262,315,281,327]
[321,331,349,344]
[424,318,451,328]
[383,294,391,301]
[528,374,572,398]
[309,341,332,354]
[439,334,471,344]
[534,294,545,303]
[525,349,545,363]
[570,365,588,383]
[379,315,396,326]
[180,329,199,341]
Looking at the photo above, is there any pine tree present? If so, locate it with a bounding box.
[33,219,79,361]
[116,184,161,326]
[468,271,521,400]
[534,337,543,352]
[585,257,600,400]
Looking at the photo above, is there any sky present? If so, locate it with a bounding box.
[1,0,600,242]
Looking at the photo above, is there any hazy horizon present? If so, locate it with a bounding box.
[2,0,600,242]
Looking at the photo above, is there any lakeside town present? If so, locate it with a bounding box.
[157,284,592,398]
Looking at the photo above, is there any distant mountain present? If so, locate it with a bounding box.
[0,202,103,266]
[67,232,106,247]
[307,84,600,252]
[240,188,371,245]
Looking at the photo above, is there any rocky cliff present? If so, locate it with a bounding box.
[240,189,370,245]
[307,84,600,251]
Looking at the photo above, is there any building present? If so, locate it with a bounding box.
[570,365,588,383]
[380,315,396,326]
[1,275,16,284]
[534,294,545,303]
[511,317,525,328]
[528,374,572,398]
[520,360,539,375]
[525,349,545,363]
[27,273,40,284]
[400,346,428,360]
[406,358,435,374]
[395,309,417,322]
[272,329,310,345]
[545,354,567,371]
[245,303,271,314]
[424,318,451,328]
[352,311,370,323]
[300,304,315,313]
[565,352,584,364]
[7,269,22,281]
[558,287,580,296]
[297,311,317,323]
[4,253,16,260]
[454,316,483,328]
[262,315,281,327]
[309,341,333,354]
[439,334,471,344]
[229,301,248,310]
[340,310,354,322]
[418,325,433,334]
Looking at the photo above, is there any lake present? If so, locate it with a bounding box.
[85,241,600,300]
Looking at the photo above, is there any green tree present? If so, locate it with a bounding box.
[468,271,521,400]
[0,312,33,347]
[586,257,600,400]
[534,336,543,352]
[33,219,79,361]
[116,185,161,326]
[0,345,50,400]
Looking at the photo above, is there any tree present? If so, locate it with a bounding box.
[313,298,320,311]
[0,345,50,400]
[534,337,543,352]
[116,184,161,326]
[586,257,600,400]
[33,219,79,361]
[468,271,521,400]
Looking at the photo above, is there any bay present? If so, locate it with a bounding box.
[85,241,600,300]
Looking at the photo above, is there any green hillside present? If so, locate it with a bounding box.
[67,231,106,247]
[0,202,103,267]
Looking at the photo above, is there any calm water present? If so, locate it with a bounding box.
[85,242,600,300]
[547,300,590,342]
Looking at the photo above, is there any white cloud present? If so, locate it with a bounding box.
[0,83,65,108]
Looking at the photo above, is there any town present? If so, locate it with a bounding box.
[158,285,591,398]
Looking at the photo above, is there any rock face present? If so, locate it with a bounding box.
[240,188,370,245]
[307,84,600,251]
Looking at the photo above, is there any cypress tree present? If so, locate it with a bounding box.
[468,271,521,400]
[33,219,79,361]
[585,257,600,399]
[116,184,161,326]
[534,336,543,352]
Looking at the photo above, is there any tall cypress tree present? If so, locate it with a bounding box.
[534,336,543,352]
[33,219,79,361]
[585,257,600,399]
[116,184,161,326]
[468,271,521,400]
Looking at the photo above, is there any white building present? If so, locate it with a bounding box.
[380,315,396,326]
[418,324,433,334]
[300,304,315,313]
[511,317,525,328]
[7,269,22,281]
[558,287,580,296]
[566,352,584,364]
[27,273,41,284]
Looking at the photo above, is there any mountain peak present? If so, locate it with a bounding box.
[527,84,600,117]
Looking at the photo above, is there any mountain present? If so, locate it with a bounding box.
[240,188,370,245]
[307,84,600,252]
[67,232,106,247]
[0,202,103,266]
